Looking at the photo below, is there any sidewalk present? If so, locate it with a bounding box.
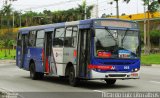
[0,60,16,64]
[151,64,160,67]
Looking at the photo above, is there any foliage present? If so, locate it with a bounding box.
[0,49,15,59]
[149,30,160,46]
[141,53,160,65]
[142,0,159,12]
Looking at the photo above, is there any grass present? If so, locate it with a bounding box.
[141,53,160,65]
[0,49,16,60]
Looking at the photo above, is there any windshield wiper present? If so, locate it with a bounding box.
[121,28,129,47]
[105,27,117,42]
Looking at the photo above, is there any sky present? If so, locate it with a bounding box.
[0,0,146,17]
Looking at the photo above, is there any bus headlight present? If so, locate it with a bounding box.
[132,68,139,72]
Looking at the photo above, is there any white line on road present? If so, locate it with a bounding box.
[149,81,160,84]
[93,90,103,92]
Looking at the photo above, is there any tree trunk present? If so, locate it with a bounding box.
[116,0,119,18]
[147,11,151,54]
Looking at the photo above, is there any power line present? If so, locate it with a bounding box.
[21,0,81,11]
[17,0,109,11]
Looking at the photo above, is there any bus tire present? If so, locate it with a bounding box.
[69,66,79,86]
[105,79,116,85]
[29,62,39,80]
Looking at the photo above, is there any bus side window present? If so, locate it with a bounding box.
[36,30,45,47]
[64,27,73,47]
[29,31,36,46]
[53,28,65,47]
[64,26,78,47]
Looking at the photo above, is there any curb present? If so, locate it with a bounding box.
[141,64,152,66]
[141,64,160,67]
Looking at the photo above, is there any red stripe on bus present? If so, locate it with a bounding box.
[88,64,113,70]
[74,50,77,57]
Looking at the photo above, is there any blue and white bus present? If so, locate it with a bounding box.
[16,18,141,86]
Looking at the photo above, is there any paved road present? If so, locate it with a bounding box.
[0,64,160,98]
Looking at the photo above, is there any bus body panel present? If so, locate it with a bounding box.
[23,47,29,70]
[63,47,77,65]
[33,48,44,73]
[52,48,64,76]
[16,46,21,68]
[88,58,140,79]
[24,47,44,73]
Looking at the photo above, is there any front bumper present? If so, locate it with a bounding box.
[90,70,140,79]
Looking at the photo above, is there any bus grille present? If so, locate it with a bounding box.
[108,74,126,77]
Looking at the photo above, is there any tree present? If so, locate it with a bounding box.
[77,0,94,20]
[142,0,159,54]
[113,0,130,18]
[1,4,12,28]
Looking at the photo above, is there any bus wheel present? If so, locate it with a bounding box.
[69,66,78,86]
[105,79,116,85]
[30,62,38,80]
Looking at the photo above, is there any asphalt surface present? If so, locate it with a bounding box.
[0,63,160,98]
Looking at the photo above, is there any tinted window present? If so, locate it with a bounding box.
[24,34,29,46]
[29,31,36,46]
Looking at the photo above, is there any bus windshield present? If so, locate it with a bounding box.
[94,28,140,59]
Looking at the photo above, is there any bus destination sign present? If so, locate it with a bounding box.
[94,20,137,28]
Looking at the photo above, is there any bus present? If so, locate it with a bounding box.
[16,18,141,86]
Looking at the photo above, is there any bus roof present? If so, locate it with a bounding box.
[19,18,137,34]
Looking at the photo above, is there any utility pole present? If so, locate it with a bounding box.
[144,6,147,54]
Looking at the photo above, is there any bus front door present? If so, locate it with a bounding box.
[44,32,56,75]
[78,30,90,78]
